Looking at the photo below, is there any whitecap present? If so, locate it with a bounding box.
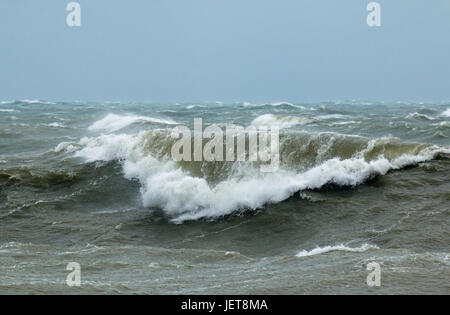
[442,109,450,117]
[317,114,350,120]
[327,121,359,126]
[0,109,19,113]
[251,114,313,129]
[185,105,205,110]
[406,112,436,121]
[435,121,450,129]
[243,102,305,109]
[54,142,78,153]
[44,122,66,128]
[88,113,177,133]
[20,99,56,105]
[296,244,379,258]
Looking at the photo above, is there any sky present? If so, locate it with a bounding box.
[1,0,449,102]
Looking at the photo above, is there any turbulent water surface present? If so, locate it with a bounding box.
[0,100,449,294]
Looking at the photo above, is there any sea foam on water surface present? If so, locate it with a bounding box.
[251,114,313,129]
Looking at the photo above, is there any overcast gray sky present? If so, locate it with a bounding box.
[1,0,449,102]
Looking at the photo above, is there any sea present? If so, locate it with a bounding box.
[0,100,449,294]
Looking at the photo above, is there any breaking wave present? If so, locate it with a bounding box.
[442,109,450,117]
[43,122,66,128]
[185,105,206,110]
[406,112,436,121]
[54,115,450,223]
[251,114,313,129]
[88,113,177,133]
[242,102,306,109]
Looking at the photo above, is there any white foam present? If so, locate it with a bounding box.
[406,112,435,120]
[433,121,450,128]
[88,113,177,133]
[22,99,41,104]
[318,114,350,120]
[251,114,313,129]
[243,102,305,109]
[442,109,450,117]
[185,105,205,110]
[270,101,295,107]
[54,142,78,153]
[74,134,138,161]
[327,121,359,126]
[71,132,448,223]
[20,99,55,105]
[296,244,379,258]
[44,122,66,128]
[0,109,19,113]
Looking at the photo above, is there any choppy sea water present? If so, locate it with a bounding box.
[0,100,449,294]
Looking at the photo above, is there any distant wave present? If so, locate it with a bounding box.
[88,113,178,132]
[21,99,43,104]
[327,121,359,126]
[43,122,66,128]
[0,109,19,113]
[1,100,56,105]
[296,244,379,258]
[442,109,450,117]
[406,112,436,121]
[433,121,450,129]
[242,102,306,109]
[251,114,314,129]
[317,114,351,120]
[20,99,56,105]
[185,105,206,110]
[54,142,78,153]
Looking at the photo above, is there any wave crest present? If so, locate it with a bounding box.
[296,244,379,258]
[442,109,450,117]
[88,114,177,133]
